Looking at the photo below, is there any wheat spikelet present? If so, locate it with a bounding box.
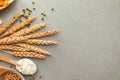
[28,30,59,39]
[10,27,29,37]
[15,43,51,55]
[0,45,30,51]
[10,51,46,59]
[26,39,58,45]
[1,16,36,38]
[0,36,30,44]
[0,13,23,35]
[10,23,47,37]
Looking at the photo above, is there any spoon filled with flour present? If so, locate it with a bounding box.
[0,54,37,75]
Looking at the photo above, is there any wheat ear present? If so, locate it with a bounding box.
[28,30,59,39]
[10,23,47,37]
[0,45,30,51]
[26,39,57,45]
[15,43,51,55]
[1,16,36,38]
[0,13,23,35]
[0,36,30,44]
[10,51,46,59]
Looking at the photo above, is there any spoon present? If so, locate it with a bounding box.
[0,0,14,10]
[0,66,25,80]
[0,54,37,75]
[0,54,18,66]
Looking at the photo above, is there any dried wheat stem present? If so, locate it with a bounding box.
[0,13,23,35]
[0,45,30,51]
[0,36,30,44]
[1,16,36,38]
[26,39,58,45]
[10,23,47,37]
[28,30,59,39]
[10,51,46,59]
[15,43,51,55]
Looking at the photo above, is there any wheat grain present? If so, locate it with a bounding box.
[10,27,29,36]
[11,23,47,37]
[15,43,51,55]
[28,30,59,39]
[0,36,30,44]
[0,13,23,35]
[26,39,57,45]
[0,45,30,51]
[1,16,36,38]
[0,71,22,80]
[10,51,46,59]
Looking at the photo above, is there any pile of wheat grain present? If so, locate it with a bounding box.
[0,13,59,59]
[0,71,22,80]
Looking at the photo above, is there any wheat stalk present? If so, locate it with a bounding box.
[26,39,58,45]
[10,23,47,37]
[10,51,46,59]
[1,16,36,38]
[0,45,30,51]
[28,30,59,39]
[0,36,30,44]
[15,43,51,55]
[0,13,23,35]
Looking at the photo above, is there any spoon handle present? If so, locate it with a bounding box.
[0,54,17,66]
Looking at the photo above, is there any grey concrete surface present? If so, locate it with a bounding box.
[0,0,120,80]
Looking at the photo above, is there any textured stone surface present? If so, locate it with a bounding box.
[1,0,120,80]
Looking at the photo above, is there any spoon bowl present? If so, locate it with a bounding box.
[0,54,37,75]
[0,66,25,80]
[0,0,14,10]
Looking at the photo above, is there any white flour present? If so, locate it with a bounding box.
[16,58,37,75]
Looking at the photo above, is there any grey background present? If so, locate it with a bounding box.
[0,0,120,80]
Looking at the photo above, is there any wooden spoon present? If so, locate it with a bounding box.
[0,54,18,66]
[0,0,14,10]
[0,54,37,75]
[0,66,25,80]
